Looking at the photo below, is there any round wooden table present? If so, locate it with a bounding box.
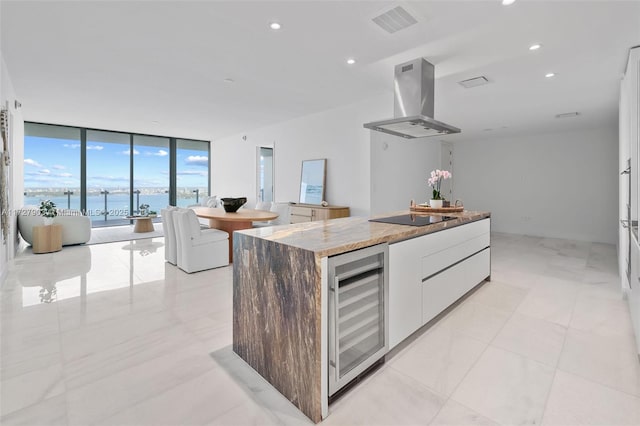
[192,207,279,262]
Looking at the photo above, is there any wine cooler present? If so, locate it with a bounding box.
[328,243,388,396]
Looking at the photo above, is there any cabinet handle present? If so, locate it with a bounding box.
[331,276,340,381]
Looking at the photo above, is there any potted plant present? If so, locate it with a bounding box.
[139,204,150,216]
[148,210,157,218]
[427,169,452,208]
[39,200,58,225]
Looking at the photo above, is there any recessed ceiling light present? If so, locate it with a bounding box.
[269,22,281,30]
[502,0,516,5]
[529,44,542,51]
[346,58,356,65]
[151,120,159,125]
[545,72,556,78]
[223,78,235,83]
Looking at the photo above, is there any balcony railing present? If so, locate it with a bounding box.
[24,187,209,227]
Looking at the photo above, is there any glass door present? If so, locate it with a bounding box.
[328,244,388,396]
[85,130,131,225]
[133,135,170,215]
[257,146,274,203]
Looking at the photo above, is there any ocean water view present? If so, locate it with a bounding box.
[23,123,212,226]
[24,189,206,223]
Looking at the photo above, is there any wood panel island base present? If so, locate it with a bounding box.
[233,211,491,422]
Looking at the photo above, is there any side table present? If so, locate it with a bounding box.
[126,216,155,233]
[32,224,63,254]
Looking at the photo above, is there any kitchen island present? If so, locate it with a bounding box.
[232,211,491,422]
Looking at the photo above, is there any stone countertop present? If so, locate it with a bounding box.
[236,210,491,258]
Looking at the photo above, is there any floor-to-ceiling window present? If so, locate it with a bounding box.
[24,123,81,210]
[85,129,131,224]
[133,135,170,214]
[24,122,210,227]
[176,138,210,207]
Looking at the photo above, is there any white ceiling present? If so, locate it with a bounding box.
[1,0,639,142]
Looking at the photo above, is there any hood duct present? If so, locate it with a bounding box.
[364,58,461,139]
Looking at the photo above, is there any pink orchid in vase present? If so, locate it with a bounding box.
[428,169,452,201]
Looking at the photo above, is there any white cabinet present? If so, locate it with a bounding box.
[621,46,640,358]
[630,242,640,357]
[421,224,489,280]
[388,236,424,349]
[423,248,490,324]
[388,218,491,350]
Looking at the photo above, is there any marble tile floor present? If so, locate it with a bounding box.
[1,233,639,425]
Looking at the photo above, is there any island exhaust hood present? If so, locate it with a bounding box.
[364,58,461,139]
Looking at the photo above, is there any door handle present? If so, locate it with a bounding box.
[621,220,631,229]
[621,167,631,175]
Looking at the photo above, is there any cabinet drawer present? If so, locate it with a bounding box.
[422,248,490,325]
[414,219,489,258]
[291,206,314,223]
[291,214,312,224]
[291,206,313,218]
[421,232,489,280]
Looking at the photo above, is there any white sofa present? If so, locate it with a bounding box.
[18,206,91,246]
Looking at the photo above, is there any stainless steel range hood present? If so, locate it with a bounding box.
[364,58,461,139]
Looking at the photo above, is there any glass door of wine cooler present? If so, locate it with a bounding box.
[328,244,388,396]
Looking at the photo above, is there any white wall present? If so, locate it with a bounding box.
[1,52,24,281]
[211,92,391,217]
[453,126,618,244]
[370,131,442,215]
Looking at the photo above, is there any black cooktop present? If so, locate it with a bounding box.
[369,214,456,227]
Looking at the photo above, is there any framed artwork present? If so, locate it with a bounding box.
[299,159,326,205]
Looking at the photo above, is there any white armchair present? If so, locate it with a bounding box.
[270,202,292,226]
[255,201,272,211]
[252,201,274,228]
[253,201,290,228]
[173,209,229,273]
[187,195,218,228]
[161,207,178,265]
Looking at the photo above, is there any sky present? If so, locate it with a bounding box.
[24,136,209,191]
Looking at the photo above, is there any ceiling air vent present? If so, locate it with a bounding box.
[458,76,490,88]
[372,6,418,34]
[555,112,580,119]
